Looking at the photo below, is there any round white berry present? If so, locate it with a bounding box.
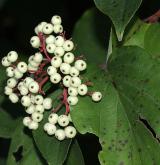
[26,104,35,114]
[6,67,14,77]
[44,123,51,131]
[24,77,34,87]
[48,113,59,124]
[19,85,29,96]
[7,51,18,63]
[70,77,81,88]
[55,36,65,47]
[54,47,65,57]
[70,67,79,77]
[30,94,35,104]
[43,98,52,110]
[50,73,61,84]
[21,96,31,107]
[14,68,23,79]
[29,81,39,94]
[68,87,78,96]
[35,105,44,113]
[47,66,57,76]
[51,15,62,25]
[32,112,43,122]
[33,52,43,63]
[92,92,102,102]
[17,82,24,90]
[4,86,13,95]
[28,64,38,71]
[51,56,62,68]
[36,22,47,33]
[53,24,63,34]
[63,52,75,64]
[55,129,65,141]
[35,95,44,105]
[46,123,57,135]
[30,36,40,48]
[63,40,74,52]
[1,57,11,67]
[58,115,69,127]
[28,120,38,130]
[43,23,54,34]
[7,78,17,88]
[29,58,40,67]
[46,44,56,53]
[17,62,28,73]
[23,117,32,127]
[9,93,19,103]
[67,96,78,106]
[75,60,87,71]
[78,84,88,96]
[46,35,56,44]
[63,75,71,88]
[60,63,71,75]
[65,126,77,138]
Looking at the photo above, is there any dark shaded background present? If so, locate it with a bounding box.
[0,0,159,164]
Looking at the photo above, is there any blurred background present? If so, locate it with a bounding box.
[0,0,159,164]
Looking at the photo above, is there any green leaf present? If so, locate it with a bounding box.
[72,8,111,64]
[71,46,160,164]
[144,23,160,57]
[65,140,85,165]
[93,0,142,41]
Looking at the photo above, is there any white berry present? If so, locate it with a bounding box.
[43,23,54,34]
[65,126,77,138]
[55,129,65,141]
[34,52,43,63]
[70,67,79,77]
[23,117,31,127]
[17,62,28,73]
[63,75,71,87]
[9,93,19,103]
[68,87,78,96]
[7,78,17,88]
[50,73,61,84]
[29,81,39,93]
[1,57,11,67]
[46,123,57,135]
[55,36,65,47]
[58,115,69,127]
[67,96,78,105]
[48,113,59,124]
[14,68,23,79]
[54,47,65,57]
[26,104,35,114]
[36,22,47,33]
[63,40,74,51]
[35,104,44,113]
[46,35,56,44]
[78,84,88,96]
[7,51,18,63]
[53,24,63,34]
[28,121,38,130]
[4,86,13,95]
[24,77,34,87]
[21,96,31,107]
[51,56,62,68]
[6,67,14,77]
[60,63,71,75]
[51,15,62,25]
[75,60,87,71]
[19,85,29,96]
[32,112,43,122]
[63,52,75,64]
[92,92,102,102]
[46,43,56,54]
[35,95,44,105]
[43,98,52,110]
[30,36,40,48]
[47,66,57,76]
[70,77,81,88]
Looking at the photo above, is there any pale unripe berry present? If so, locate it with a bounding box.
[7,78,17,88]
[34,52,43,63]
[29,58,40,67]
[43,23,54,34]
[23,117,31,127]
[78,84,88,96]
[35,95,44,105]
[58,115,69,127]
[75,60,87,71]
[17,82,24,90]
[51,56,62,68]
[4,86,13,95]
[7,51,18,63]
[19,85,29,96]
[32,112,43,122]
[70,67,79,77]
[9,93,19,103]
[51,15,62,25]
[92,92,102,102]
[46,123,57,135]
[50,73,61,84]
[46,35,56,44]
[21,96,31,107]
[17,62,27,73]
[14,68,23,79]
[28,121,38,130]
[28,64,38,71]
[55,36,65,47]
[36,22,47,33]
[65,126,77,138]
[63,40,74,51]
[47,66,57,76]
[63,75,71,88]
[46,44,56,53]
[6,67,14,77]
[29,81,39,93]
[60,63,71,75]
[1,57,11,67]
[53,24,63,34]
[54,47,65,57]
[34,26,39,35]
[30,36,40,48]
[67,96,78,105]
[30,95,35,104]
[48,113,59,124]
[35,105,44,113]
[26,104,35,114]
[44,123,51,131]
[63,52,75,64]
[70,77,81,88]
[55,129,65,141]
[24,77,34,87]
[68,87,78,96]
[43,98,52,110]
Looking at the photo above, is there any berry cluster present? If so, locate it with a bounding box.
[1,15,102,141]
